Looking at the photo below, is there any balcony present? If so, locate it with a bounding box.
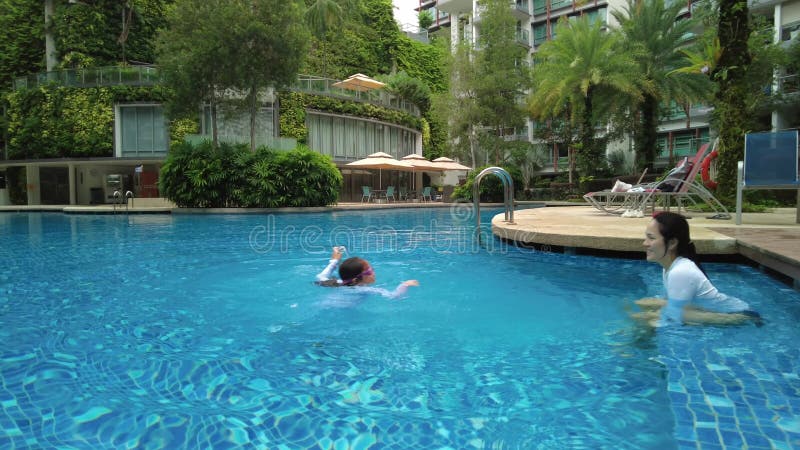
[437,0,473,14]
[516,29,531,47]
[777,74,799,95]
[12,68,420,117]
[663,102,711,121]
[292,75,421,117]
[13,65,160,90]
[513,0,531,18]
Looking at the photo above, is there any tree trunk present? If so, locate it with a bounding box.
[469,128,478,168]
[210,95,219,148]
[580,89,595,175]
[249,86,257,152]
[640,94,658,170]
[713,0,751,199]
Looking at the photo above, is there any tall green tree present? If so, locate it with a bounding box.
[473,0,531,165]
[431,40,482,167]
[529,16,644,177]
[612,0,711,170]
[157,0,309,150]
[228,0,310,151]
[157,0,236,146]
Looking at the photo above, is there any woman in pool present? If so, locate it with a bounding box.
[636,211,762,327]
[315,246,419,298]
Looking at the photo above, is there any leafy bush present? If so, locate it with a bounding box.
[451,165,523,202]
[159,140,342,208]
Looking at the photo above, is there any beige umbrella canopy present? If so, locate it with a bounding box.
[401,154,444,171]
[346,152,413,189]
[431,157,472,171]
[332,73,386,92]
[401,154,445,191]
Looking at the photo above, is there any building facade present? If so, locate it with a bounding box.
[418,0,799,173]
[0,70,423,206]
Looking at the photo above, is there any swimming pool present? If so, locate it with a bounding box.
[0,209,798,449]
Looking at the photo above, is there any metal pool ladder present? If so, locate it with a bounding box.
[473,166,515,230]
[111,190,135,214]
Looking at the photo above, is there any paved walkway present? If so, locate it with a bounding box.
[492,205,800,285]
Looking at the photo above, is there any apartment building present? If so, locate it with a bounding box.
[417,0,799,173]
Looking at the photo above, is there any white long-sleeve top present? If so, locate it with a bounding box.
[315,259,411,299]
[660,257,751,325]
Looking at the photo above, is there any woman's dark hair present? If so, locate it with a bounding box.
[653,211,706,275]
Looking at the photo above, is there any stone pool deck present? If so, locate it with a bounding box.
[492,205,800,287]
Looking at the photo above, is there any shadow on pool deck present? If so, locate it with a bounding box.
[491,205,800,287]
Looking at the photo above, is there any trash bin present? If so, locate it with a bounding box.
[90,187,104,204]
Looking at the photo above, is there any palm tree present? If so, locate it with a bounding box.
[612,0,712,170]
[529,16,644,177]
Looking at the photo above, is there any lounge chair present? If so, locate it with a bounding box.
[735,130,800,224]
[584,140,730,218]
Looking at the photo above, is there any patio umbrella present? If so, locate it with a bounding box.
[332,73,386,92]
[346,152,413,189]
[430,157,472,171]
[401,154,445,191]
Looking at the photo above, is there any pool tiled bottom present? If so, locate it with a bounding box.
[660,334,800,449]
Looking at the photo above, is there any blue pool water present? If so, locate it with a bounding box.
[0,208,798,449]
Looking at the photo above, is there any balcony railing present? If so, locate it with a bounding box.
[291,75,420,116]
[516,29,531,47]
[663,102,711,120]
[13,65,161,90]
[777,74,799,95]
[11,67,420,117]
[185,134,297,150]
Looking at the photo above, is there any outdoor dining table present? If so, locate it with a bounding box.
[371,189,386,202]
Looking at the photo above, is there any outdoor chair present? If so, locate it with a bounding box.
[584,140,730,218]
[736,130,800,224]
[384,186,396,202]
[361,186,374,203]
[398,187,409,201]
[421,186,433,202]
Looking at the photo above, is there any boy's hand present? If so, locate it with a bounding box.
[402,280,420,287]
[331,246,344,260]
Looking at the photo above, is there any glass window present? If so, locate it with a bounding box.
[533,23,547,45]
[119,105,167,156]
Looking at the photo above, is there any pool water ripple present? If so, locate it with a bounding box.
[1,210,799,448]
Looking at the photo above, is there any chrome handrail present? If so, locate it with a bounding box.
[125,190,134,213]
[112,190,122,214]
[473,167,515,236]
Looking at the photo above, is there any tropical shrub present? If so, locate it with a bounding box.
[159,140,342,207]
[451,165,523,202]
